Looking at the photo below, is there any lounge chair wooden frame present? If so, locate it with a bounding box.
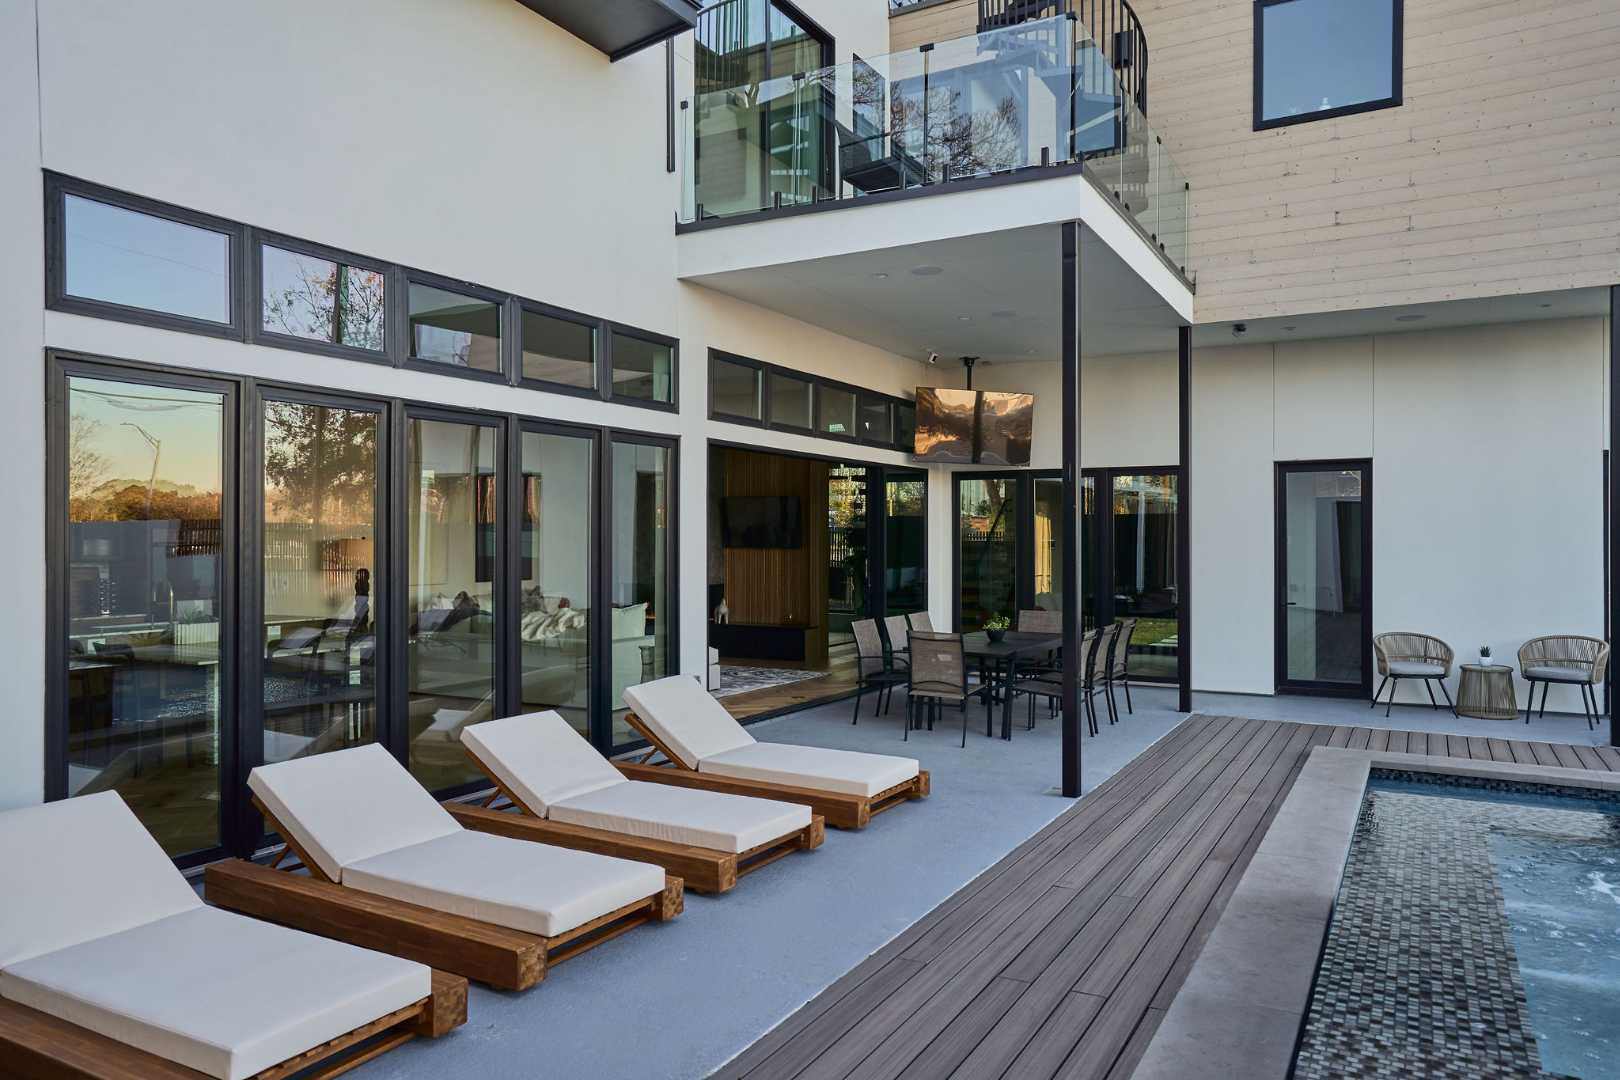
[617,712,931,830]
[447,747,824,893]
[204,798,682,992]
[0,968,466,1080]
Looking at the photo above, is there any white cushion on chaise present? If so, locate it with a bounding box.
[249,743,663,937]
[0,793,429,1080]
[463,712,812,853]
[622,675,920,797]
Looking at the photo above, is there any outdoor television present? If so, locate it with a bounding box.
[720,495,802,548]
[912,387,1034,465]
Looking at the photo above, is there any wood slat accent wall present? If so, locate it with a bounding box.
[719,449,830,667]
[889,0,979,52]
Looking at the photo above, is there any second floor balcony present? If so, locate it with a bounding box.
[678,12,1191,284]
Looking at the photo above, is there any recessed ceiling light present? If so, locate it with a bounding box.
[957,314,972,322]
[1538,303,1553,308]
[1026,349,1037,355]
[871,272,889,279]
[1282,325,1296,332]
[991,309,1016,318]
[911,265,944,277]
[1394,314,1427,322]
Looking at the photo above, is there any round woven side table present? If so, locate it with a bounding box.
[1455,664,1517,720]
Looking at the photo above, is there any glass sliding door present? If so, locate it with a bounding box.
[1110,472,1180,681]
[1277,461,1371,694]
[828,465,869,647]
[1032,476,1063,612]
[260,399,381,765]
[406,415,499,791]
[610,438,673,747]
[957,477,1019,631]
[62,374,230,859]
[518,427,595,738]
[884,472,927,615]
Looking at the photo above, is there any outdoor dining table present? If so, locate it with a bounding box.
[961,630,1065,741]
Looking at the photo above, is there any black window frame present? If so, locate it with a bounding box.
[515,298,604,401]
[857,393,894,447]
[46,173,247,340]
[400,270,510,386]
[1253,0,1403,131]
[814,379,861,442]
[706,349,766,426]
[604,323,681,412]
[709,349,915,452]
[248,229,395,366]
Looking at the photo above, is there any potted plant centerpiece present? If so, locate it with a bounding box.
[1478,644,1493,667]
[984,614,1010,644]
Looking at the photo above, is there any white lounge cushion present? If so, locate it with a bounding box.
[0,906,428,1080]
[342,830,664,938]
[248,743,461,882]
[462,711,625,814]
[1387,660,1447,676]
[621,675,755,769]
[700,743,919,799]
[0,793,201,968]
[550,781,811,854]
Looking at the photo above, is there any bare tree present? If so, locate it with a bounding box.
[68,414,108,500]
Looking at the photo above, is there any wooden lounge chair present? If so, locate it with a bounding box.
[449,711,824,894]
[618,675,931,830]
[0,792,465,1080]
[205,744,682,992]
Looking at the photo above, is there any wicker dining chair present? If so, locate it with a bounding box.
[1518,635,1610,729]
[882,613,912,672]
[851,618,905,725]
[1371,632,1454,717]
[908,630,970,746]
[1110,617,1138,714]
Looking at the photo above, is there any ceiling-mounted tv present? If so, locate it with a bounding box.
[721,495,802,548]
[912,387,1034,465]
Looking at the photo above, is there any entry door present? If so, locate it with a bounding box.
[1275,461,1372,695]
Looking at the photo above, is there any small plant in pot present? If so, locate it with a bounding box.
[983,614,1011,643]
[1479,644,1492,667]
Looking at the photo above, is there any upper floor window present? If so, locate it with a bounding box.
[408,281,501,373]
[609,329,677,406]
[1254,0,1402,130]
[260,243,386,354]
[60,192,234,328]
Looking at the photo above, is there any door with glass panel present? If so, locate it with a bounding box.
[404,412,502,793]
[258,394,385,776]
[59,370,234,863]
[609,437,674,749]
[1106,472,1180,681]
[517,425,596,740]
[883,471,927,616]
[1276,461,1372,695]
[957,477,1020,631]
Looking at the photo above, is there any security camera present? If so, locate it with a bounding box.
[1231,322,1248,337]
[926,351,939,365]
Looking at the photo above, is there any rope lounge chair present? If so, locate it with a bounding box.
[451,711,823,894]
[1518,635,1611,729]
[0,792,465,1080]
[206,744,681,992]
[618,675,930,830]
[1371,632,1454,717]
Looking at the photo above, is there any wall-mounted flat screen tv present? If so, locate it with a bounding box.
[912,387,1034,465]
[721,495,802,548]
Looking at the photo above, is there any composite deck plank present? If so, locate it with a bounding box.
[734,718,1607,1080]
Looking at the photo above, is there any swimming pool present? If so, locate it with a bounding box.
[1292,771,1620,1080]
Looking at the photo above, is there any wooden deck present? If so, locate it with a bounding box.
[717,715,1620,1080]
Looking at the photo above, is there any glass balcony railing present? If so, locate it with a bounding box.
[679,13,1191,282]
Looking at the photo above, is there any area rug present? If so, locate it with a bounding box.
[713,665,829,699]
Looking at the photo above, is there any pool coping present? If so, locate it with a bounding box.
[1130,747,1620,1080]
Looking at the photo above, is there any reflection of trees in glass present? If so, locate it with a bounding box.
[264,256,385,351]
[892,87,1023,180]
[263,404,375,525]
[68,414,109,501]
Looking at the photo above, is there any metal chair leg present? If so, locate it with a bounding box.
[1538,681,1549,719]
[1437,679,1454,710]
[1123,677,1134,714]
[1371,676,1388,710]
[852,685,863,725]
[903,696,911,741]
[960,699,968,748]
[1385,677,1396,717]
[1525,680,1536,723]
[1424,680,1438,709]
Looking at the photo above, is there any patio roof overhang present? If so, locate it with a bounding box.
[509,0,700,61]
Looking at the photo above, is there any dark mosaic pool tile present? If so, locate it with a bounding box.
[1291,788,1607,1080]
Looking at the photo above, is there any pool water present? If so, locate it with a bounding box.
[1294,773,1620,1080]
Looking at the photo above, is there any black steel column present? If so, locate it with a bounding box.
[1610,285,1618,746]
[1178,325,1192,714]
[1060,222,1083,797]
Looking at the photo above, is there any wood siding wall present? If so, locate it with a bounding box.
[893,0,1620,323]
[889,0,979,52]
[718,448,830,667]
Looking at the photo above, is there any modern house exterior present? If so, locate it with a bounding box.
[1,0,1615,874]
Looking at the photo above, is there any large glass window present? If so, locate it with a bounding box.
[1110,473,1179,680]
[611,331,675,404]
[711,354,762,420]
[64,375,227,857]
[611,440,672,745]
[406,417,499,790]
[958,477,1018,631]
[884,473,927,613]
[520,430,595,738]
[63,195,232,324]
[261,401,380,765]
[260,246,386,352]
[521,309,596,390]
[408,284,501,372]
[1256,0,1400,128]
[1032,476,1063,612]
[1279,464,1369,691]
[858,397,892,444]
[769,372,813,428]
[828,466,869,647]
[818,386,856,437]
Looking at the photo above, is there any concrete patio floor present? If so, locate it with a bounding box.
[348,686,1610,1079]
